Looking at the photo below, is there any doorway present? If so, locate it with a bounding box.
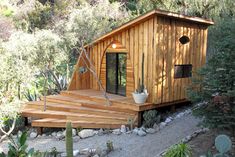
[106,53,127,96]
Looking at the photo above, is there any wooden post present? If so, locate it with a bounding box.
[137,112,142,127]
[37,127,43,135]
[170,105,176,113]
[24,117,29,126]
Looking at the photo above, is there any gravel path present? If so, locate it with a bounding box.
[0,114,200,157]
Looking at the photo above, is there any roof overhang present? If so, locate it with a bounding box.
[85,9,214,48]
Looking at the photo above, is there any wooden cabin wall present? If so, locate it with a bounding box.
[68,15,208,105]
[154,16,208,104]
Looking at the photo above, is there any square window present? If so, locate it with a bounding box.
[174,64,192,79]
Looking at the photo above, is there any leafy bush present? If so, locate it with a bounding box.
[143,110,161,128]
[164,143,192,157]
[187,18,235,132]
[0,131,34,157]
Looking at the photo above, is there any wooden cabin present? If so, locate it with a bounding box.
[22,9,214,130]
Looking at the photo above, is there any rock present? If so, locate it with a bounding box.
[72,129,77,136]
[133,127,139,135]
[61,152,66,157]
[137,129,147,136]
[159,122,166,129]
[140,127,146,132]
[56,131,64,139]
[93,154,99,157]
[78,129,95,138]
[153,124,160,132]
[94,130,99,135]
[73,150,80,156]
[126,131,132,134]
[42,134,46,137]
[202,128,209,132]
[146,128,156,134]
[29,132,37,139]
[98,128,104,136]
[120,125,126,133]
[175,112,184,119]
[52,132,57,137]
[80,148,90,155]
[73,136,80,142]
[165,117,172,124]
[112,129,121,135]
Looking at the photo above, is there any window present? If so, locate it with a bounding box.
[174,64,192,79]
[179,36,190,44]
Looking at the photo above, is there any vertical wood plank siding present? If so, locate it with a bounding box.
[68,15,208,106]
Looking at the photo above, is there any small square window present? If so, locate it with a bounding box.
[174,64,192,79]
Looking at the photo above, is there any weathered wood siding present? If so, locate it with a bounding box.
[68,15,208,105]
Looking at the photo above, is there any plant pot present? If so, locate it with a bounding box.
[132,92,149,104]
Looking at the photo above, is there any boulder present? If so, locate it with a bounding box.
[72,129,77,136]
[133,127,139,135]
[51,132,57,137]
[29,132,37,139]
[56,131,64,139]
[78,129,95,139]
[73,150,80,156]
[165,117,173,124]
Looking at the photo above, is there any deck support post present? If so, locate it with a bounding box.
[24,117,29,126]
[170,105,176,113]
[37,127,43,135]
[137,112,142,127]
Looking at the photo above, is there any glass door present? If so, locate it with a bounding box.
[106,53,126,96]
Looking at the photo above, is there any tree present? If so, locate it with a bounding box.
[187,18,235,133]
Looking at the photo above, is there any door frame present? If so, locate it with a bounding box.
[106,52,127,96]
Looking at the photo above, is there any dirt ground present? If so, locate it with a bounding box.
[188,129,235,157]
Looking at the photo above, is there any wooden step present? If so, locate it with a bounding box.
[22,109,128,123]
[32,118,128,129]
[43,95,137,114]
[25,101,135,118]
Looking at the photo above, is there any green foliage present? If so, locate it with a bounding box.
[106,140,114,153]
[143,110,161,128]
[187,17,235,131]
[66,122,73,157]
[0,131,35,157]
[164,143,192,157]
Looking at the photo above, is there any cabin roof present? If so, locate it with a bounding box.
[85,9,214,47]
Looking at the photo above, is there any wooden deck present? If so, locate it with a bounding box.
[22,89,155,129]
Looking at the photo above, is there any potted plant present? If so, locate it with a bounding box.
[132,53,148,104]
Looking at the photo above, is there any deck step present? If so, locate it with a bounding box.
[43,95,137,113]
[25,101,134,118]
[32,118,126,129]
[22,109,129,123]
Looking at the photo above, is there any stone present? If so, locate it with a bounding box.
[72,129,77,136]
[93,154,99,157]
[159,122,166,129]
[126,131,132,134]
[56,131,64,139]
[29,132,37,139]
[61,152,66,157]
[153,124,160,132]
[42,134,46,137]
[78,129,95,138]
[120,125,127,133]
[52,132,57,137]
[98,128,104,136]
[80,148,90,155]
[73,150,80,156]
[112,129,121,135]
[73,136,80,142]
[133,127,139,135]
[165,117,172,124]
[146,128,156,134]
[137,129,147,136]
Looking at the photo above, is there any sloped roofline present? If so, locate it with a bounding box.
[85,9,214,47]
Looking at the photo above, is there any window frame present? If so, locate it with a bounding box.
[174,64,192,79]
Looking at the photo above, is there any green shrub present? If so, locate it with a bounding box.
[164,143,192,157]
[143,110,161,128]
